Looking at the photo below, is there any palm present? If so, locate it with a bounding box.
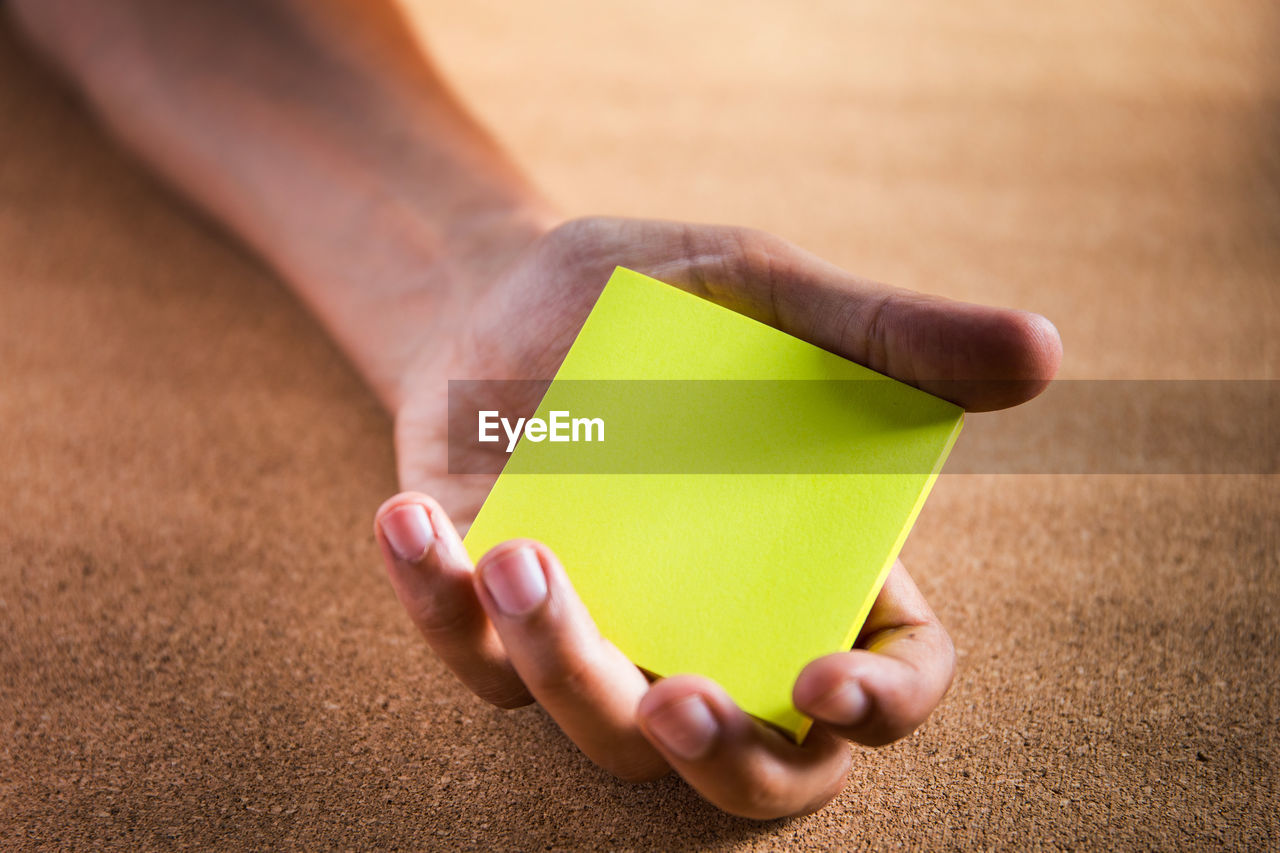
[393,218,625,522]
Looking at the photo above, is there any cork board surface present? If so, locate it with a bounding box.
[1,2,1277,848]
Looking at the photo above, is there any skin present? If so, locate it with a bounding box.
[9,0,1062,819]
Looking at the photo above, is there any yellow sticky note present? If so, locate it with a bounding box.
[463,267,963,740]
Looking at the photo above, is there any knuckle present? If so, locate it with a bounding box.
[857,292,896,371]
[540,216,624,280]
[937,629,958,687]
[796,764,850,817]
[722,226,781,286]
[476,682,533,710]
[731,765,794,820]
[905,620,957,698]
[525,642,602,698]
[862,701,926,746]
[409,596,482,642]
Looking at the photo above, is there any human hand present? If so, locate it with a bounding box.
[379,216,1060,818]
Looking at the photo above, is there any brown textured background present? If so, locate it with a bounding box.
[2,1,1277,848]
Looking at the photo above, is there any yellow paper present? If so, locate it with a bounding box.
[463,267,963,740]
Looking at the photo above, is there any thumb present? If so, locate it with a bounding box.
[566,217,1063,412]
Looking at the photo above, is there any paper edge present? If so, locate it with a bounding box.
[790,411,966,742]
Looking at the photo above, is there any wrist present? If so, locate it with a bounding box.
[349,196,561,415]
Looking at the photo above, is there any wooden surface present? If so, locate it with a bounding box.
[2,2,1277,847]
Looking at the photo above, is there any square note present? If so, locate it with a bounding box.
[462,267,963,740]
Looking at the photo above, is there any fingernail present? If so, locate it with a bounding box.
[644,695,718,761]
[481,546,547,616]
[381,504,434,563]
[813,680,869,725]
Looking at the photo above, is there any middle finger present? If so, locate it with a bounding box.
[473,539,670,782]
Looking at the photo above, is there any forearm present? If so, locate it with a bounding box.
[9,0,558,410]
